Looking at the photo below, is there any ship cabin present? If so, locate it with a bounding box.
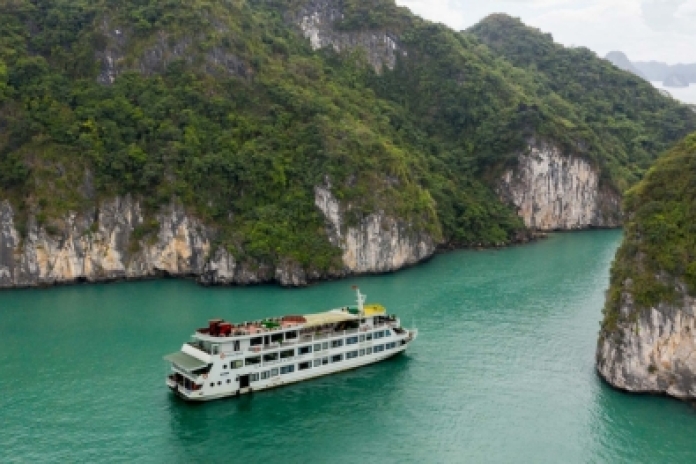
[165,304,403,390]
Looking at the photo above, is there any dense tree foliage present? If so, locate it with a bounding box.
[1,0,694,273]
[601,132,696,332]
[468,14,696,191]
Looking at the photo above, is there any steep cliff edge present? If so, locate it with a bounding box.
[1,1,694,289]
[597,133,696,399]
[499,143,621,231]
[314,186,435,273]
[291,0,405,73]
[0,191,436,288]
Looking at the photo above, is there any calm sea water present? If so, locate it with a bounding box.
[2,230,696,463]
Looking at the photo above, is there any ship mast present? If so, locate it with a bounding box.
[353,285,366,315]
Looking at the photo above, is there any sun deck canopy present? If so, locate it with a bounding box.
[302,311,359,328]
[363,304,386,316]
[164,351,208,371]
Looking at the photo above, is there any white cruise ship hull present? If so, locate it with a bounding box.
[172,342,411,401]
[164,290,418,402]
[168,328,417,402]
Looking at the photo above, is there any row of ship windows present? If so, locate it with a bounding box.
[221,330,393,370]
[209,342,399,387]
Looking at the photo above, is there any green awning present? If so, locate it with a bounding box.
[164,352,208,371]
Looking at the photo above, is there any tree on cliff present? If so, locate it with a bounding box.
[0,0,694,283]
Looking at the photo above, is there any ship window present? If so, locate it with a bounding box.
[346,336,358,345]
[231,360,243,369]
[233,340,240,351]
[280,365,295,375]
[322,357,329,365]
[314,359,322,367]
[331,354,343,363]
[374,331,384,339]
[250,337,263,346]
[314,344,322,352]
[227,379,231,384]
[261,371,270,380]
[245,356,261,365]
[285,331,298,340]
[331,340,343,348]
[299,361,312,371]
[271,368,279,377]
[366,333,373,341]
[251,373,259,382]
[280,349,294,359]
[223,364,227,369]
[298,346,312,355]
[374,345,384,353]
[359,335,365,342]
[359,349,365,356]
[385,330,391,337]
[210,383,214,387]
[322,342,329,350]
[366,348,372,355]
[271,333,283,343]
[346,351,358,359]
[263,353,278,362]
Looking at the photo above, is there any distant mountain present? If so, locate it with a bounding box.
[605,51,648,80]
[663,74,690,88]
[633,61,696,83]
[606,52,696,86]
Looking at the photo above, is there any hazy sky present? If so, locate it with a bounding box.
[396,0,696,63]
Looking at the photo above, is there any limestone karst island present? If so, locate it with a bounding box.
[2,0,696,462]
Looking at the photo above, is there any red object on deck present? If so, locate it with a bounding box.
[218,322,232,336]
[208,319,223,336]
[281,315,307,323]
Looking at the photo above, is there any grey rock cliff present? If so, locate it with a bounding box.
[597,282,696,399]
[0,197,286,288]
[498,143,621,231]
[0,190,437,288]
[314,186,435,273]
[291,0,405,72]
[96,19,248,85]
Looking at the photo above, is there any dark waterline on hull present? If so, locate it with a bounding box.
[2,229,696,463]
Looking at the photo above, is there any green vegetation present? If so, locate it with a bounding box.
[601,132,696,332]
[468,14,696,192]
[1,0,694,273]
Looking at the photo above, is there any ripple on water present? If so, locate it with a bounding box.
[2,231,696,463]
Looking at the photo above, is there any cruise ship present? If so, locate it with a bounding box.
[164,288,418,401]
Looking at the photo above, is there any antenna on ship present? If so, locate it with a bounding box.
[352,285,366,315]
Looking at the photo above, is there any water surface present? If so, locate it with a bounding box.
[651,81,696,104]
[1,230,695,463]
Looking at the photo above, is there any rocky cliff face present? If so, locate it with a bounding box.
[0,197,291,288]
[291,0,405,72]
[96,18,249,85]
[596,282,696,399]
[314,186,436,274]
[0,190,436,289]
[498,143,621,231]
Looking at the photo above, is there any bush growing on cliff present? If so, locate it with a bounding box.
[1,0,694,274]
[601,132,696,332]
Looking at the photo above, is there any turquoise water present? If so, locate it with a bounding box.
[1,230,696,463]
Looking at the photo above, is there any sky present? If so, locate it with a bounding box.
[395,0,696,64]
